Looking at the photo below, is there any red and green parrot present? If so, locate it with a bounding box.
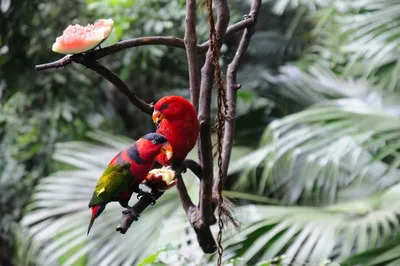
[152,96,199,167]
[87,133,173,235]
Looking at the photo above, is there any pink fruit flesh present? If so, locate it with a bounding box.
[52,19,114,54]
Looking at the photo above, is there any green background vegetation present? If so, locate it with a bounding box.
[1,0,400,265]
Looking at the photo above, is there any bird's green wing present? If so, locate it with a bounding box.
[89,163,132,207]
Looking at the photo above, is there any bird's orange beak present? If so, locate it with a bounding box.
[152,110,165,125]
[161,143,173,160]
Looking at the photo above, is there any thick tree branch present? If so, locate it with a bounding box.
[216,0,262,192]
[116,190,164,234]
[175,172,196,214]
[198,0,230,227]
[174,165,217,253]
[168,162,218,253]
[71,56,153,114]
[184,0,201,112]
[180,0,217,253]
[176,172,218,253]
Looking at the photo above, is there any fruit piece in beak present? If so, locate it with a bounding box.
[161,143,173,160]
[152,110,165,125]
[144,168,177,191]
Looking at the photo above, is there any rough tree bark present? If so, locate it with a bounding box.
[35,0,261,257]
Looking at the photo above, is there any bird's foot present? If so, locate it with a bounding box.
[242,14,253,20]
[137,190,157,205]
[122,207,140,221]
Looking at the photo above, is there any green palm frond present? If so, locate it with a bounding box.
[270,0,400,91]
[261,65,383,108]
[19,131,197,266]
[337,0,400,91]
[232,98,400,204]
[223,184,400,265]
[344,239,400,266]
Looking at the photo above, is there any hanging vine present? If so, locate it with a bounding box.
[205,0,228,264]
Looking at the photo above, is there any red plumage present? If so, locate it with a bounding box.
[152,96,199,166]
[151,96,239,230]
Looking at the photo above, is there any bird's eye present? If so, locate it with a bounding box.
[151,140,157,144]
[161,103,169,110]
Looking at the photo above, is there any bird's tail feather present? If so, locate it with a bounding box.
[87,217,95,235]
[87,205,105,235]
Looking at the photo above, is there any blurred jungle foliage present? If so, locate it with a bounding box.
[1,0,399,265]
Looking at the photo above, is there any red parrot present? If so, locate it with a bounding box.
[152,96,199,166]
[152,96,239,239]
[87,133,173,235]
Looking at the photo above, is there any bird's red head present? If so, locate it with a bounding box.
[136,133,173,163]
[152,96,197,125]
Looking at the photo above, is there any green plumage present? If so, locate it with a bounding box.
[88,163,131,207]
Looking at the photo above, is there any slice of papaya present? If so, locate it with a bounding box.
[52,19,114,54]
